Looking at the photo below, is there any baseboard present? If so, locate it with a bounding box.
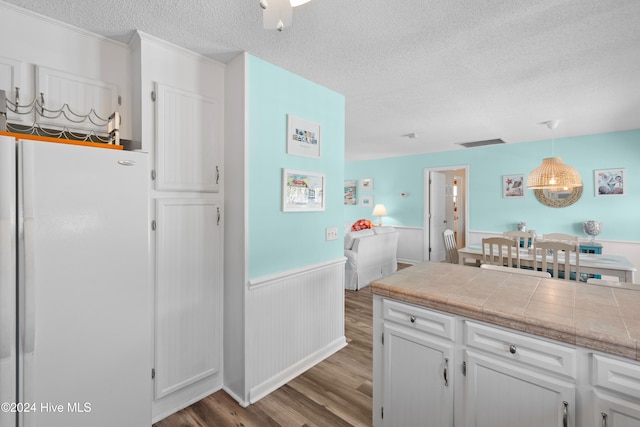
[248,336,347,404]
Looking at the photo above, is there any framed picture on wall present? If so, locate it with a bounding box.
[360,178,373,191]
[502,174,525,198]
[286,114,321,158]
[595,168,625,196]
[282,169,325,212]
[360,195,373,208]
[344,180,357,205]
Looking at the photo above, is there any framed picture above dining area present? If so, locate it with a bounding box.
[502,174,525,198]
[595,168,625,196]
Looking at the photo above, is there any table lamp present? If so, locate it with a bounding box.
[372,204,387,226]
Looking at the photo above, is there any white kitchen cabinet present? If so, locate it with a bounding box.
[377,299,455,427]
[465,350,575,427]
[132,33,226,422]
[594,394,640,427]
[464,320,576,426]
[591,354,640,427]
[35,66,120,134]
[154,82,221,193]
[154,198,222,399]
[0,56,30,125]
[0,60,121,135]
[374,296,596,427]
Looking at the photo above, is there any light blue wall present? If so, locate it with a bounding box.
[248,55,345,279]
[346,129,640,241]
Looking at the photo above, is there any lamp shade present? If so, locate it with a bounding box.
[526,157,582,190]
[372,204,387,216]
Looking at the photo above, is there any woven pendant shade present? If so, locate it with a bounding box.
[527,157,582,190]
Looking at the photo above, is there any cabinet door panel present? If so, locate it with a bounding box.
[154,198,221,398]
[383,322,453,427]
[35,65,119,134]
[154,83,220,192]
[595,392,640,427]
[0,56,30,124]
[465,350,575,427]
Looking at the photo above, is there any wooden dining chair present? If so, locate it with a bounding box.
[481,237,520,268]
[443,229,459,264]
[503,230,536,249]
[534,240,579,281]
[480,263,551,278]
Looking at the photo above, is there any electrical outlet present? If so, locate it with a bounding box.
[325,227,339,241]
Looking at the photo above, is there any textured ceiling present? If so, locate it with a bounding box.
[4,0,640,161]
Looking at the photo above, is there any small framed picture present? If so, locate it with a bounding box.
[503,174,525,198]
[360,195,373,208]
[344,180,357,205]
[282,169,326,212]
[595,168,625,196]
[286,114,321,158]
[360,178,373,191]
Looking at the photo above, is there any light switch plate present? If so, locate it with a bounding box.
[325,227,339,241]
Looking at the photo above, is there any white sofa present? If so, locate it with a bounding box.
[344,226,400,290]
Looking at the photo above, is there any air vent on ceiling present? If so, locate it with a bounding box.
[456,138,506,148]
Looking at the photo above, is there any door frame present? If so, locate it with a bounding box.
[423,165,470,262]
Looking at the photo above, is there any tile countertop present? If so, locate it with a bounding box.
[370,261,640,361]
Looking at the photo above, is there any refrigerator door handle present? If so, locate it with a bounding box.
[21,218,36,355]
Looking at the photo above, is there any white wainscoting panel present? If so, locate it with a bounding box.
[395,226,424,264]
[247,258,347,403]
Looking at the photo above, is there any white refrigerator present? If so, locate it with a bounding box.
[0,136,151,427]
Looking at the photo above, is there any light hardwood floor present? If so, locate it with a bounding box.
[154,286,375,427]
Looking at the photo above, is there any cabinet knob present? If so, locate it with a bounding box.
[410,315,416,323]
[509,344,517,354]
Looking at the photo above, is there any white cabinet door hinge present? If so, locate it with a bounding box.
[151,368,155,379]
[151,169,156,181]
[151,90,156,102]
[151,220,156,231]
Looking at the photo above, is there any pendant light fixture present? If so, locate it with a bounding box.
[526,120,582,191]
[261,0,312,31]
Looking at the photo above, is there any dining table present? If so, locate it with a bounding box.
[458,245,637,283]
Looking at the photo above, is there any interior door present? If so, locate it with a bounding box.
[429,171,447,261]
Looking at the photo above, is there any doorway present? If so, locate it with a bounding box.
[424,166,469,262]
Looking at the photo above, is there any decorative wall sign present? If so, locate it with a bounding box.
[282,169,325,212]
[503,174,525,198]
[344,180,357,205]
[286,114,321,158]
[595,168,625,196]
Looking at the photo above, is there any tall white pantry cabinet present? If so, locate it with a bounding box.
[130,32,225,422]
[1,5,225,424]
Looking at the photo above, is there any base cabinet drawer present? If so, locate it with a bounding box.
[465,321,576,379]
[592,354,640,400]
